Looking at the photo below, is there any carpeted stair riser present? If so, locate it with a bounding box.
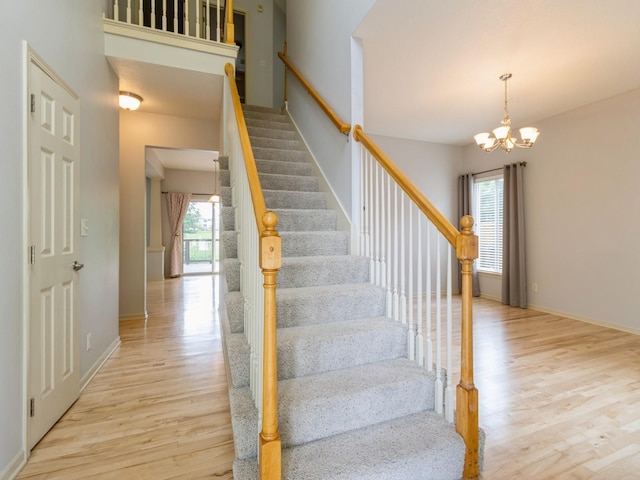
[245,116,293,130]
[233,411,465,480]
[252,147,306,163]
[250,137,306,151]
[255,159,313,177]
[243,110,290,124]
[231,358,436,460]
[225,283,387,334]
[222,186,327,211]
[222,207,338,233]
[226,317,408,389]
[259,172,319,192]
[222,255,369,292]
[222,230,348,259]
[247,125,298,140]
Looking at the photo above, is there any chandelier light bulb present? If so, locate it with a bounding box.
[119,91,143,110]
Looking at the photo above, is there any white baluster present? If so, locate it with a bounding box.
[138,0,143,25]
[407,203,415,360]
[185,0,190,36]
[416,215,424,366]
[400,194,406,325]
[445,245,455,422]
[379,169,387,292]
[385,174,392,318]
[359,149,365,256]
[113,0,119,21]
[435,236,443,414]
[426,223,432,371]
[195,0,200,37]
[368,157,375,283]
[374,162,381,285]
[151,0,156,28]
[162,0,167,30]
[126,0,132,23]
[393,184,399,321]
[174,0,178,32]
[216,0,220,42]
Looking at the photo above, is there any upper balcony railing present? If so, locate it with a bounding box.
[107,0,235,45]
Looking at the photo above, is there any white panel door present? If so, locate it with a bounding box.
[28,57,81,449]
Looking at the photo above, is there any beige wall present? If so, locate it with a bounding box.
[119,111,219,317]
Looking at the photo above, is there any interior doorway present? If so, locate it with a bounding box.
[182,200,220,275]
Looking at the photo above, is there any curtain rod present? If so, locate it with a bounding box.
[161,191,213,196]
[471,161,527,177]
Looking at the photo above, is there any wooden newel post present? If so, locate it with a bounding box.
[456,215,479,480]
[259,211,282,480]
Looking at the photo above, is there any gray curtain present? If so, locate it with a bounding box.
[502,163,527,308]
[167,192,192,278]
[457,174,480,297]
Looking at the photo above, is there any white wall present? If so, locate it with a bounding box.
[0,1,119,476]
[463,88,640,332]
[286,0,376,220]
[160,169,216,278]
[119,112,218,317]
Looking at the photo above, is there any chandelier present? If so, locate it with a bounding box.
[473,73,539,153]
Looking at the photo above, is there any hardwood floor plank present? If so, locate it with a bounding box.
[17,276,235,480]
[17,278,640,479]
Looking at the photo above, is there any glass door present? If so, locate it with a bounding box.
[182,200,219,274]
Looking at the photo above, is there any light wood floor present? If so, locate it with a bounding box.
[17,276,640,479]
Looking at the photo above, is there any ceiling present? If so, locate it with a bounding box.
[355,0,640,145]
[108,58,223,173]
[113,0,640,166]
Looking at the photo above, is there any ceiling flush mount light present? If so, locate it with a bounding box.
[119,91,143,111]
[474,73,539,153]
[209,158,220,203]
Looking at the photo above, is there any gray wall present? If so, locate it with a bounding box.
[0,0,120,474]
[286,0,376,221]
[463,88,640,332]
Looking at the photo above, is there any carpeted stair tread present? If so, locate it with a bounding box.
[233,411,465,480]
[244,117,294,131]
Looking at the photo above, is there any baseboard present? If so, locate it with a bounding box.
[527,303,640,336]
[119,312,147,322]
[0,449,26,480]
[80,336,121,392]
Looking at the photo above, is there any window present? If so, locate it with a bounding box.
[474,174,503,274]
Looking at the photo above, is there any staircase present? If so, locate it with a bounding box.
[220,105,465,479]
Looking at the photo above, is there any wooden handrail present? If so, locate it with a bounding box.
[225,63,282,480]
[225,63,268,235]
[354,123,479,479]
[278,51,351,135]
[353,125,459,246]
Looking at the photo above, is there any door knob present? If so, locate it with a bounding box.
[72,261,84,271]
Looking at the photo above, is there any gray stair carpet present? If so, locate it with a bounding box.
[219,104,465,479]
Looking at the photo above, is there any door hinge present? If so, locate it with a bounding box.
[30,398,35,417]
[30,94,36,113]
[30,245,35,265]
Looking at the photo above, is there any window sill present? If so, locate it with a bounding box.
[478,271,502,279]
